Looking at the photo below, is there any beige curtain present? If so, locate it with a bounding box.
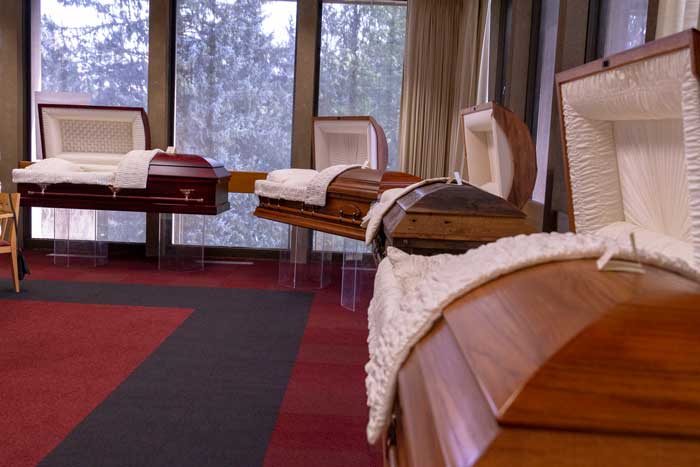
[656,0,700,37]
[398,0,488,179]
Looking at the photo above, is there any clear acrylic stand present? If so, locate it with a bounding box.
[278,226,332,289]
[159,213,205,271]
[341,237,376,311]
[53,208,108,267]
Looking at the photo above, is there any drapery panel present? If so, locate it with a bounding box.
[657,0,700,37]
[398,0,488,179]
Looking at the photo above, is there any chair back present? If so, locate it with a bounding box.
[0,193,20,248]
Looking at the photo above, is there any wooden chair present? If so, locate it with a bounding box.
[0,193,21,292]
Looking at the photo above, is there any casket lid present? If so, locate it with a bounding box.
[312,116,388,172]
[150,153,224,169]
[460,102,536,209]
[38,104,151,159]
[556,29,700,268]
[393,182,525,218]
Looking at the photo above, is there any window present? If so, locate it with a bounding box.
[175,0,297,248]
[531,0,559,204]
[318,1,407,170]
[33,0,150,242]
[597,0,648,57]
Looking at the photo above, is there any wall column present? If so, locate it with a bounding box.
[290,0,321,170]
[0,0,28,193]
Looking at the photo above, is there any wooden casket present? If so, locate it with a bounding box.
[254,116,420,240]
[381,30,700,466]
[14,104,230,215]
[379,102,538,255]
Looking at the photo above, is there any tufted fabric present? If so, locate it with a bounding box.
[560,48,700,268]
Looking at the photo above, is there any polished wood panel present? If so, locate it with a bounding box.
[228,171,267,193]
[19,163,266,195]
[17,153,230,215]
[388,260,700,466]
[459,102,537,209]
[255,170,420,241]
[381,183,537,255]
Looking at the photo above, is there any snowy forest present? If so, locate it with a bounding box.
[39,0,406,248]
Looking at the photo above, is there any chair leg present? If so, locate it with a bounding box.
[10,249,20,293]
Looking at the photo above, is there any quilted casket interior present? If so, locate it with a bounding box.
[314,119,378,169]
[561,49,699,266]
[40,106,147,173]
[461,107,514,199]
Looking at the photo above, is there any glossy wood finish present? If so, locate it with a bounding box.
[227,171,267,193]
[19,105,230,214]
[0,193,21,292]
[388,260,700,466]
[18,163,267,195]
[556,29,700,232]
[381,183,537,255]
[17,153,231,215]
[460,102,537,209]
[255,169,420,240]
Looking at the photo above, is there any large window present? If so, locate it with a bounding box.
[175,0,297,249]
[318,1,407,170]
[33,0,150,242]
[597,0,648,57]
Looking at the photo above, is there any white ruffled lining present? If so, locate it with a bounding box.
[560,48,700,267]
[12,149,162,189]
[254,164,362,207]
[364,232,699,444]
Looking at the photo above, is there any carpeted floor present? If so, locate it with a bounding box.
[0,252,381,467]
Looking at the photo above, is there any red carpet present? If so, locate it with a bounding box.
[0,251,381,467]
[0,299,191,467]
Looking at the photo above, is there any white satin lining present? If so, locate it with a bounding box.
[561,48,699,267]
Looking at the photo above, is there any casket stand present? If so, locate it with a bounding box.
[374,30,700,467]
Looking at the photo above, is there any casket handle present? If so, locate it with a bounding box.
[180,188,195,201]
[339,205,361,222]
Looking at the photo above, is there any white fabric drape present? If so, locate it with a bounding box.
[399,0,488,179]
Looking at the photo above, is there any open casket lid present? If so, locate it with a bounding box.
[38,103,150,167]
[312,116,388,171]
[556,29,700,268]
[460,102,536,209]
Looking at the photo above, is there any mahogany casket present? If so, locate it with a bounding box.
[381,30,700,466]
[254,116,420,241]
[379,102,538,255]
[14,104,230,215]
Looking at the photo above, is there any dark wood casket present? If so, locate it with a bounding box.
[14,104,230,215]
[379,102,538,255]
[382,30,700,466]
[254,116,420,240]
